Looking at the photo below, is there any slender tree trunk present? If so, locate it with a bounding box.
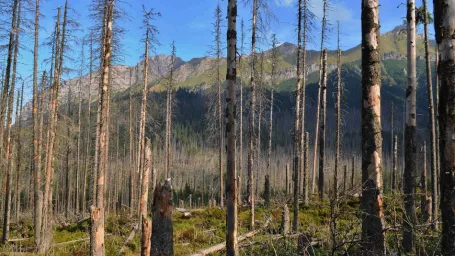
[84,34,94,214]
[312,0,328,195]
[76,44,85,216]
[292,0,303,233]
[226,0,238,252]
[421,142,429,222]
[91,1,114,255]
[299,0,308,200]
[392,136,398,192]
[318,49,328,200]
[140,139,151,256]
[303,132,309,204]
[66,87,72,219]
[403,1,418,252]
[165,43,175,179]
[138,29,149,212]
[422,0,438,229]
[435,47,440,218]
[351,156,355,190]
[334,30,342,200]
[2,0,20,242]
[266,89,273,206]
[361,0,385,253]
[15,83,23,221]
[129,68,134,215]
[247,0,258,230]
[434,0,455,253]
[238,19,245,206]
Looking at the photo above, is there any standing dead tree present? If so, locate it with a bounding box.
[238,19,245,205]
[91,1,114,255]
[165,42,176,179]
[226,0,238,253]
[318,49,328,200]
[292,0,304,233]
[361,0,385,253]
[403,0,417,253]
[434,0,455,253]
[333,23,341,201]
[140,139,152,256]
[312,0,329,195]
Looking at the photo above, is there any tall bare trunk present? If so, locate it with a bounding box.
[140,139,151,256]
[226,0,238,253]
[318,49,328,200]
[421,142,429,222]
[76,43,85,215]
[434,0,455,253]
[2,0,20,243]
[165,43,175,179]
[392,136,398,191]
[311,0,328,195]
[84,34,94,214]
[422,0,438,228]
[129,68,134,214]
[403,1,418,252]
[238,19,245,205]
[299,0,308,201]
[334,27,342,200]
[65,87,72,219]
[361,0,385,253]
[292,0,303,233]
[91,1,114,255]
[15,83,23,221]
[303,132,309,204]
[247,0,258,230]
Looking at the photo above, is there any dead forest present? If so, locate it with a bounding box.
[0,0,454,255]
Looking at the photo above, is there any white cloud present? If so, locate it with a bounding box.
[274,0,296,7]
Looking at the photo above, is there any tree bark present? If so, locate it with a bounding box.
[334,34,342,200]
[247,0,258,231]
[361,0,385,254]
[15,83,23,221]
[422,0,438,229]
[151,179,174,256]
[292,0,303,233]
[403,1,418,253]
[434,0,455,253]
[392,136,398,192]
[129,67,134,215]
[421,142,428,223]
[318,49,328,200]
[141,139,152,256]
[311,0,328,195]
[303,132,309,205]
[226,1,238,253]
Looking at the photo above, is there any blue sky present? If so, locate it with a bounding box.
[12,0,434,100]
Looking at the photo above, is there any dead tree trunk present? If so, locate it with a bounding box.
[311,0,328,195]
[403,0,418,253]
[247,0,258,231]
[129,68,134,214]
[165,43,176,179]
[434,0,455,253]
[351,156,355,190]
[303,132,309,205]
[318,49,328,200]
[140,139,152,256]
[238,19,245,206]
[421,142,428,223]
[91,1,114,255]
[292,0,303,233]
[392,136,398,192]
[1,0,20,243]
[226,0,238,252]
[66,86,72,219]
[15,83,23,221]
[422,0,438,229]
[361,0,385,253]
[334,28,342,200]
[151,179,174,256]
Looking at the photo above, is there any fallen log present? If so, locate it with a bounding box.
[190,218,271,256]
[119,223,139,254]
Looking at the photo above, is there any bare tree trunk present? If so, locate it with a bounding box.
[238,19,245,206]
[151,180,174,256]
[265,89,273,207]
[138,28,149,213]
[392,136,398,192]
[285,163,289,194]
[403,1,417,252]
[303,133,309,205]
[76,43,85,216]
[334,27,342,200]
[361,0,385,253]
[292,0,303,233]
[311,0,328,195]
[2,0,20,242]
[434,0,455,253]
[91,1,114,255]
[434,47,440,219]
[422,0,438,229]
[140,139,151,256]
[83,34,94,214]
[226,0,238,252]
[268,34,278,195]
[299,0,308,200]
[421,142,429,223]
[165,43,176,179]
[129,68,134,215]
[66,87,72,219]
[318,49,328,200]
[247,0,258,230]
[15,83,23,221]
[351,156,355,190]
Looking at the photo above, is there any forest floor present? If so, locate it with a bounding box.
[0,194,442,255]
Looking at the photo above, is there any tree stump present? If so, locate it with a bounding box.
[280,204,290,235]
[151,179,174,256]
